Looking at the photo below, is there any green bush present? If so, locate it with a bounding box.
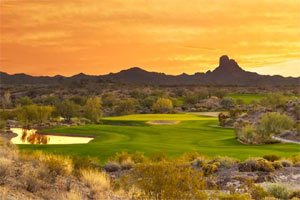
[257,112,294,137]
[216,193,252,200]
[266,183,290,200]
[192,157,208,168]
[272,161,283,170]
[150,152,169,162]
[220,97,236,109]
[152,98,173,113]
[236,124,257,144]
[213,156,239,169]
[263,155,281,162]
[250,185,269,200]
[121,161,208,199]
[256,159,275,172]
[203,163,219,176]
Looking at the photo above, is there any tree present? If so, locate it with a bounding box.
[69,95,87,106]
[55,100,80,121]
[152,98,173,113]
[257,112,294,138]
[115,99,134,115]
[260,93,287,108]
[43,95,60,106]
[17,104,39,126]
[18,96,33,106]
[220,97,235,109]
[85,97,103,123]
[102,93,116,107]
[37,106,54,122]
[2,91,11,109]
[210,89,227,99]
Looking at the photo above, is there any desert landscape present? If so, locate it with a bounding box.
[1,0,300,199]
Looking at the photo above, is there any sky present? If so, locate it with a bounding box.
[0,0,300,77]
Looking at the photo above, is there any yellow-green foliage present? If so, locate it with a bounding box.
[192,156,208,168]
[203,162,219,176]
[213,156,239,168]
[250,185,270,200]
[266,183,290,200]
[263,154,281,162]
[289,154,300,164]
[181,151,202,162]
[256,159,275,172]
[272,161,283,170]
[123,161,208,199]
[80,169,110,192]
[152,98,173,113]
[216,193,252,200]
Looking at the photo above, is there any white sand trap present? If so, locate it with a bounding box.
[147,120,179,125]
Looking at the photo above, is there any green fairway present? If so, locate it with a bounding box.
[19,114,299,163]
[227,94,265,104]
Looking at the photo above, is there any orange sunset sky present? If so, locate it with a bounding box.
[0,0,299,77]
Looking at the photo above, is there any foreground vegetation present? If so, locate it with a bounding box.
[19,114,299,163]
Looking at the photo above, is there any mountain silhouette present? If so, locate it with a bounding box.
[1,55,299,86]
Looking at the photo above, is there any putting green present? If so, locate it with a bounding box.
[19,114,300,163]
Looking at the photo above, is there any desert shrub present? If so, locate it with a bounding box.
[0,157,11,185]
[263,197,280,200]
[55,100,80,121]
[130,152,147,164]
[21,170,40,192]
[289,154,300,164]
[272,161,283,170]
[235,124,258,144]
[219,112,230,126]
[289,190,300,199]
[150,152,169,162]
[122,161,208,199]
[115,99,135,115]
[37,153,73,176]
[18,96,33,106]
[121,159,135,170]
[266,183,290,200]
[257,112,294,137]
[263,155,281,162]
[220,97,236,109]
[0,120,6,130]
[256,159,275,172]
[181,151,202,162]
[236,98,245,105]
[110,151,130,164]
[213,156,239,168]
[250,185,269,200]
[80,169,110,193]
[216,193,252,200]
[103,161,121,172]
[203,163,219,176]
[61,189,83,200]
[192,157,208,168]
[280,160,292,167]
[152,98,173,113]
[260,93,287,108]
[0,110,17,120]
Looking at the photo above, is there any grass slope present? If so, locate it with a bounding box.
[227,94,265,104]
[19,114,299,163]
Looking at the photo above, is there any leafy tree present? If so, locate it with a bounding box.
[37,106,54,122]
[2,91,11,109]
[260,93,287,108]
[102,93,116,107]
[152,98,173,113]
[115,99,134,115]
[0,120,6,130]
[85,97,103,123]
[257,112,294,137]
[55,100,80,121]
[151,90,166,98]
[43,96,60,106]
[18,96,33,106]
[141,96,156,109]
[220,97,235,109]
[197,89,209,100]
[210,89,227,99]
[69,95,87,106]
[184,94,198,105]
[17,104,39,126]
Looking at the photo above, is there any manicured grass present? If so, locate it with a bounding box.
[19,114,299,163]
[227,94,265,104]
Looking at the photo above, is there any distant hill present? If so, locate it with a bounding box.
[1,55,299,86]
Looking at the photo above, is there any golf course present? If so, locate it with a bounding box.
[19,114,300,163]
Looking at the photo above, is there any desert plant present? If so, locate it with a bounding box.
[236,124,257,144]
[121,159,135,170]
[80,169,110,192]
[0,157,11,185]
[213,156,239,169]
[272,161,283,170]
[84,96,103,123]
[124,161,208,199]
[250,185,270,200]
[289,190,300,199]
[192,157,208,168]
[266,183,290,200]
[289,154,300,164]
[216,193,252,200]
[150,152,169,162]
[257,112,294,137]
[280,160,292,167]
[220,97,236,109]
[256,159,275,172]
[203,163,219,176]
[38,153,73,176]
[103,161,121,172]
[263,155,281,162]
[152,98,173,113]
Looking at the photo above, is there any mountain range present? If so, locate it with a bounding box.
[1,55,299,86]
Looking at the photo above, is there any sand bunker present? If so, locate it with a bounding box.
[189,112,220,117]
[147,120,179,125]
